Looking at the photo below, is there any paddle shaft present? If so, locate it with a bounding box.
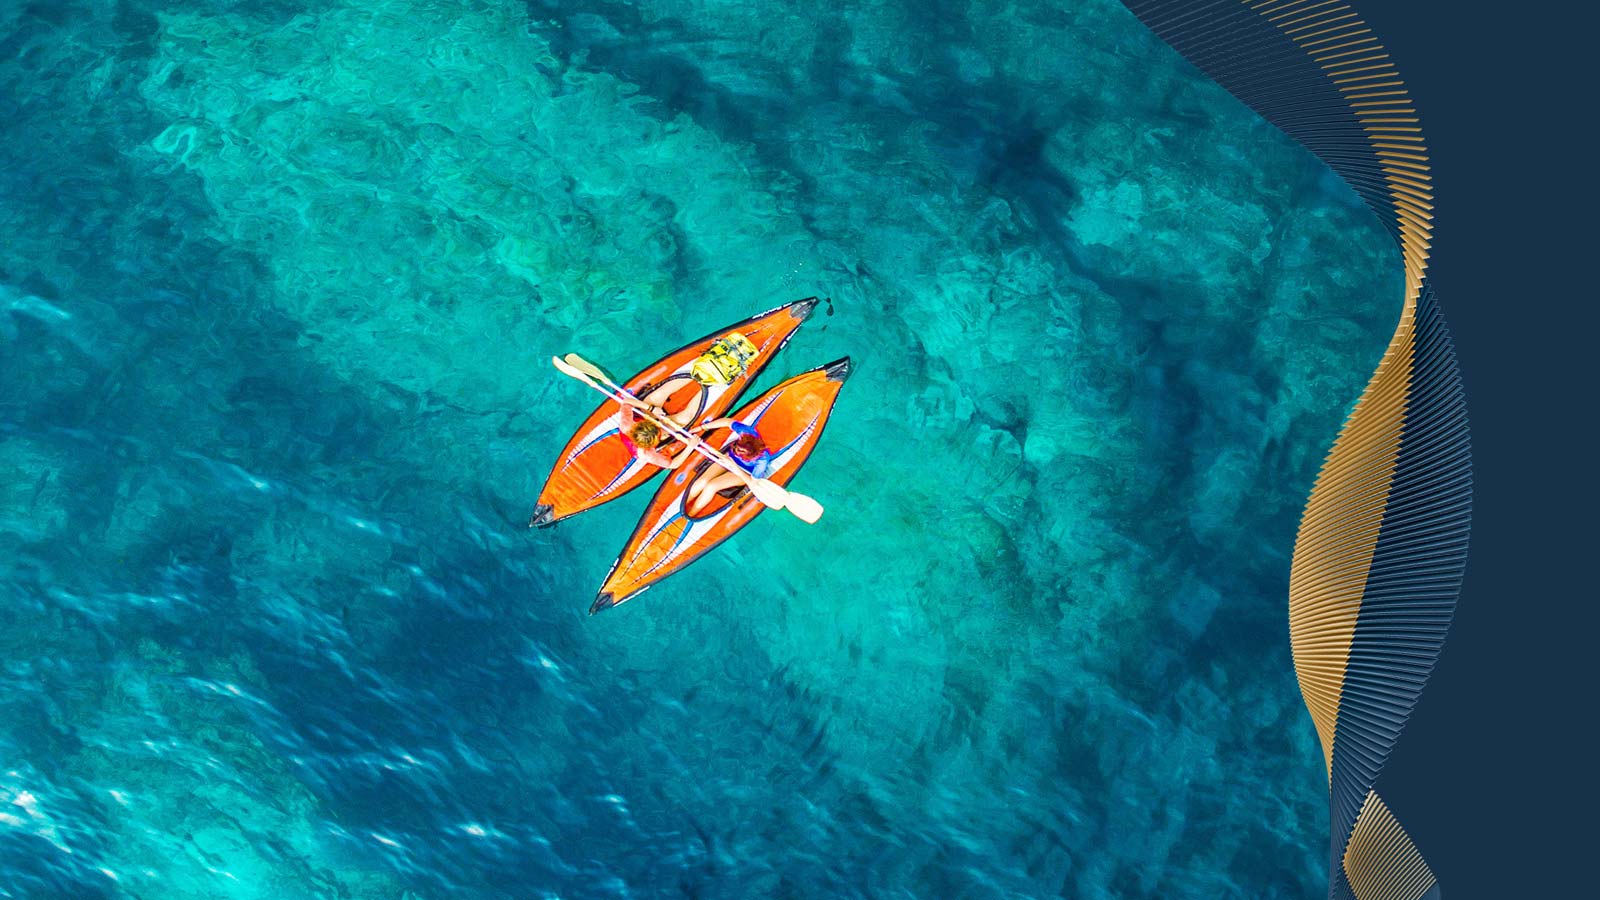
[553,353,823,523]
[554,359,782,502]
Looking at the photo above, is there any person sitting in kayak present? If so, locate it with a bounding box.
[615,332,761,467]
[617,403,697,469]
[685,419,776,515]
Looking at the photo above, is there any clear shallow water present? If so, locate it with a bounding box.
[0,0,1400,897]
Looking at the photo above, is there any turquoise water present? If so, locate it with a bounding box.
[0,0,1401,897]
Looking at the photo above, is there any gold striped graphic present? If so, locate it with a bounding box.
[1288,305,1413,775]
[1120,1,1466,896]
[1256,0,1434,773]
[1344,791,1438,900]
[1252,3,1444,898]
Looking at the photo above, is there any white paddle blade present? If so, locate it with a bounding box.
[782,491,824,524]
[744,478,788,511]
[562,353,611,384]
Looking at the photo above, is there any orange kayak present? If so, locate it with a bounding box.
[592,357,852,613]
[531,298,818,528]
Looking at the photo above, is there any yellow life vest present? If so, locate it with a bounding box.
[689,332,759,386]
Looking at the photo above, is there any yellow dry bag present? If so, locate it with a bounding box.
[689,332,759,386]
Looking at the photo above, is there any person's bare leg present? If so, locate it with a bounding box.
[639,381,679,407]
[638,380,702,429]
[686,476,714,515]
[688,470,742,515]
[669,385,706,428]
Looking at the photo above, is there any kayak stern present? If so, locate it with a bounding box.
[529,503,556,528]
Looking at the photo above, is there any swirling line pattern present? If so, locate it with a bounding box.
[1117,2,1471,898]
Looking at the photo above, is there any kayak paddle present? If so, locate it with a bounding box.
[551,354,825,524]
[552,354,822,523]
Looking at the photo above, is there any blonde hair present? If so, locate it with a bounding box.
[629,419,662,448]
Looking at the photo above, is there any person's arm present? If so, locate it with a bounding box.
[694,417,738,432]
[620,400,668,429]
[752,453,778,481]
[667,432,717,469]
[659,442,694,470]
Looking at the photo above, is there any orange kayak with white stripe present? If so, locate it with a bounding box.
[591,357,852,613]
[531,298,818,528]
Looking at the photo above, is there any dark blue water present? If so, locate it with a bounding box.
[1,0,1399,896]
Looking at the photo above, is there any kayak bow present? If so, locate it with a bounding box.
[592,357,852,613]
[531,298,818,527]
